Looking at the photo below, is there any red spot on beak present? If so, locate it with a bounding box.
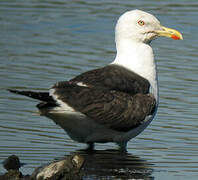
[171,35,180,40]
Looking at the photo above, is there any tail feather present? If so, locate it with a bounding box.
[8,89,54,102]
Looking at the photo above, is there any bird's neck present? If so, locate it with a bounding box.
[112,39,158,100]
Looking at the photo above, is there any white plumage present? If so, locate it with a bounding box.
[112,10,161,100]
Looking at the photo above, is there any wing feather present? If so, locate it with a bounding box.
[70,64,150,95]
[51,82,156,132]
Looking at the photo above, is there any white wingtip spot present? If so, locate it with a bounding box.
[76,82,88,87]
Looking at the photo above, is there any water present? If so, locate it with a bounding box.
[0,0,198,179]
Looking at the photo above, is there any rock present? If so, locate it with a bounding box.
[0,169,22,180]
[3,155,22,171]
[0,154,84,180]
[0,155,25,180]
[31,154,84,180]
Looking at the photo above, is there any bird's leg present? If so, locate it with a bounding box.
[117,142,127,153]
[86,142,94,151]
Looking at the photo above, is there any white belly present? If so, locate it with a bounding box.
[42,109,157,144]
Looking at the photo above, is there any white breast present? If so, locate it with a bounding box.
[112,42,158,102]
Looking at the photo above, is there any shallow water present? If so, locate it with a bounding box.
[1,0,198,179]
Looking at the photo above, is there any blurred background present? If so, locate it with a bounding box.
[0,0,198,179]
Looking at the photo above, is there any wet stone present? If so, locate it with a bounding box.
[31,154,84,180]
[1,154,84,180]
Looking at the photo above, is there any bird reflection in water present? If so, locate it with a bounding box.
[75,149,154,179]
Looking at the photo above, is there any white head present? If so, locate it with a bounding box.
[116,10,161,44]
[115,9,183,46]
[112,10,183,100]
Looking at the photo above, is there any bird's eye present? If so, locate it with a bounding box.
[138,20,145,26]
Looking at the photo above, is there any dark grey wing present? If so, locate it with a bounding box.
[69,64,150,95]
[51,82,156,132]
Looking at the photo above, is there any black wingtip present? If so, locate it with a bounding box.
[7,89,54,102]
[7,89,20,94]
[7,89,31,97]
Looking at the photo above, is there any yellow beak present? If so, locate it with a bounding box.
[156,26,183,40]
